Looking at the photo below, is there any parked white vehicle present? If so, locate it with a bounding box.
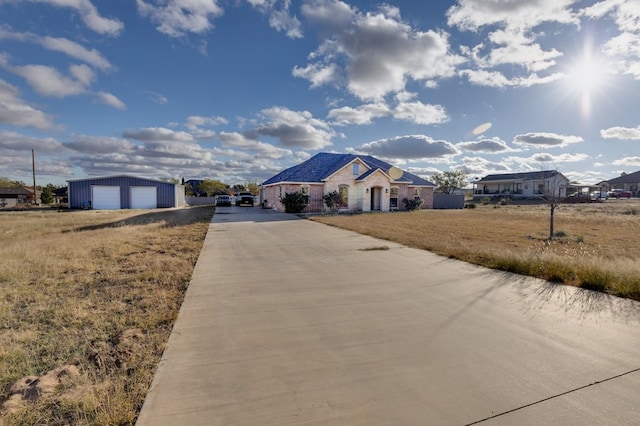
[590,191,609,200]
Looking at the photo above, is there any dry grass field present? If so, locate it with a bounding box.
[311,199,640,300]
[0,206,214,425]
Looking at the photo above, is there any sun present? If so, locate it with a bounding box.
[562,47,611,116]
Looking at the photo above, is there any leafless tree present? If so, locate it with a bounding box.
[537,167,567,240]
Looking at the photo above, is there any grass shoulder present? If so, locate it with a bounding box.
[0,206,214,424]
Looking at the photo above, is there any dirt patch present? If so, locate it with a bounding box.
[1,365,80,414]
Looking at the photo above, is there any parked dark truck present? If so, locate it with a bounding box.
[236,191,255,206]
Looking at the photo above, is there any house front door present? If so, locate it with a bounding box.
[370,187,381,211]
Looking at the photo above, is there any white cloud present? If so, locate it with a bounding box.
[459,69,511,87]
[136,0,224,37]
[582,0,640,79]
[446,0,579,32]
[186,115,228,129]
[6,63,90,97]
[328,102,390,126]
[582,0,640,33]
[530,152,589,163]
[255,106,335,149]
[458,156,512,176]
[247,0,302,38]
[95,91,126,110]
[144,91,169,104]
[291,63,339,88]
[601,126,640,139]
[123,127,196,143]
[27,0,124,36]
[219,131,292,159]
[40,36,112,70]
[457,137,516,153]
[184,115,228,140]
[513,132,584,148]
[65,135,138,154]
[483,29,562,72]
[356,134,460,160]
[0,79,56,129]
[297,1,464,100]
[613,157,640,167]
[392,100,448,125]
[0,129,65,154]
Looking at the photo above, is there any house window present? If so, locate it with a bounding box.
[301,185,310,204]
[339,185,349,206]
[279,186,282,198]
[353,163,359,175]
[390,187,398,210]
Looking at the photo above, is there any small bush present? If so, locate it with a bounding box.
[481,197,491,205]
[575,235,585,243]
[498,197,511,205]
[465,203,477,209]
[323,190,344,212]
[403,198,423,211]
[554,230,567,238]
[280,191,308,213]
[623,208,638,215]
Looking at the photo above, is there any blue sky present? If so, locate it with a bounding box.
[1,0,640,187]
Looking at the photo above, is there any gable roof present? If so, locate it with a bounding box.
[262,153,434,187]
[477,170,563,183]
[0,187,31,196]
[605,170,640,185]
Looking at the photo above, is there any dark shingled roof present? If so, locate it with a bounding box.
[605,170,640,185]
[477,170,559,183]
[262,153,434,187]
[0,187,31,196]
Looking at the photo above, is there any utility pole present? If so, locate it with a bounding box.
[32,149,37,205]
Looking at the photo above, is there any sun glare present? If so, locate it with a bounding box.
[563,48,611,117]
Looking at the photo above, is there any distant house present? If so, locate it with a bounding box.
[600,171,640,196]
[183,179,206,196]
[0,187,31,207]
[261,152,435,213]
[475,170,570,199]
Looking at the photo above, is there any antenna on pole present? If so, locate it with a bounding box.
[32,149,37,205]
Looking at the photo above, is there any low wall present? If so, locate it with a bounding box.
[186,196,216,206]
[433,193,465,209]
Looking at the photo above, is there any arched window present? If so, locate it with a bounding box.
[339,185,349,207]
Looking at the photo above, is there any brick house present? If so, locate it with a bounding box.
[261,153,435,213]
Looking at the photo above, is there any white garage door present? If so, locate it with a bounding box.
[131,186,157,209]
[92,186,121,210]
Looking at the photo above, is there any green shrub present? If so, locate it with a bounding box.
[554,230,567,238]
[481,197,491,205]
[403,198,423,211]
[280,191,308,213]
[465,203,477,209]
[323,190,344,212]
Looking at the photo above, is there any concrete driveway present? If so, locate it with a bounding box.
[137,206,640,425]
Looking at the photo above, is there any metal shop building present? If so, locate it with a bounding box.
[67,175,185,210]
